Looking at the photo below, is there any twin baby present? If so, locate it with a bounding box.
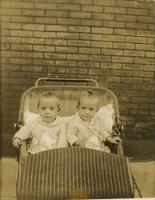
[13,90,121,154]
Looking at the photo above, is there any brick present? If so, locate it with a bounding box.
[66,68,88,74]
[34,17,56,24]
[127,8,148,16]
[33,45,55,52]
[48,67,65,74]
[69,11,91,19]
[1,51,21,57]
[56,47,78,53]
[80,19,102,26]
[11,44,32,51]
[136,44,154,51]
[57,18,80,25]
[21,52,43,58]
[1,36,21,43]
[115,14,137,22]
[130,97,150,103]
[79,48,100,54]
[21,65,43,72]
[11,16,33,23]
[90,55,111,62]
[126,22,148,30]
[92,27,113,34]
[1,16,11,22]
[104,21,125,28]
[1,1,11,8]
[45,39,67,46]
[34,31,56,38]
[111,69,132,76]
[125,36,147,44]
[11,2,34,9]
[143,78,155,84]
[102,34,124,42]
[69,0,93,4]
[91,41,112,48]
[78,61,99,68]
[112,56,133,63]
[55,60,77,67]
[144,65,155,71]
[57,32,79,39]
[146,52,155,58]
[3,57,33,65]
[121,77,143,84]
[45,25,67,31]
[22,37,44,45]
[113,42,135,50]
[68,26,90,33]
[138,16,155,23]
[34,3,57,9]
[57,4,80,11]
[148,24,155,31]
[67,54,90,61]
[147,38,155,44]
[122,64,143,71]
[116,0,138,8]
[23,9,45,17]
[80,33,102,41]
[114,28,136,36]
[10,71,31,78]
[102,49,123,56]
[1,43,10,50]
[137,30,154,37]
[104,7,126,14]
[46,10,68,17]
[1,8,22,16]
[138,2,155,9]
[93,13,115,20]
[22,24,44,31]
[88,68,110,75]
[33,59,53,66]
[101,63,122,69]
[1,22,21,30]
[44,53,66,60]
[134,57,155,65]
[68,40,90,47]
[11,30,33,37]
[81,5,103,12]
[94,0,116,6]
[124,50,145,57]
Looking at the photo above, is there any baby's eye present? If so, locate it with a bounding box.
[41,107,46,110]
[89,108,95,111]
[50,107,54,110]
[81,106,86,110]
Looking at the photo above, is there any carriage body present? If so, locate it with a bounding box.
[15,78,134,199]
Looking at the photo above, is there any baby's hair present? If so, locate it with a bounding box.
[77,90,99,108]
[38,91,61,111]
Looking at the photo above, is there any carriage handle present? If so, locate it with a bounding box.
[35,78,99,87]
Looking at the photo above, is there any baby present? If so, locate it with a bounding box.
[12,91,67,154]
[67,90,121,152]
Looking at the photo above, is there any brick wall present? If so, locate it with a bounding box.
[1,0,155,155]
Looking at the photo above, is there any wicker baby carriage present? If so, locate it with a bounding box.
[15,78,134,199]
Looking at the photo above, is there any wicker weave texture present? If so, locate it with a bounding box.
[17,148,134,199]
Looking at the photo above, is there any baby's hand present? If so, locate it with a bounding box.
[106,136,122,144]
[13,137,22,148]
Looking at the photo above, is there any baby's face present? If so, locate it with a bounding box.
[78,97,98,122]
[38,97,59,123]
